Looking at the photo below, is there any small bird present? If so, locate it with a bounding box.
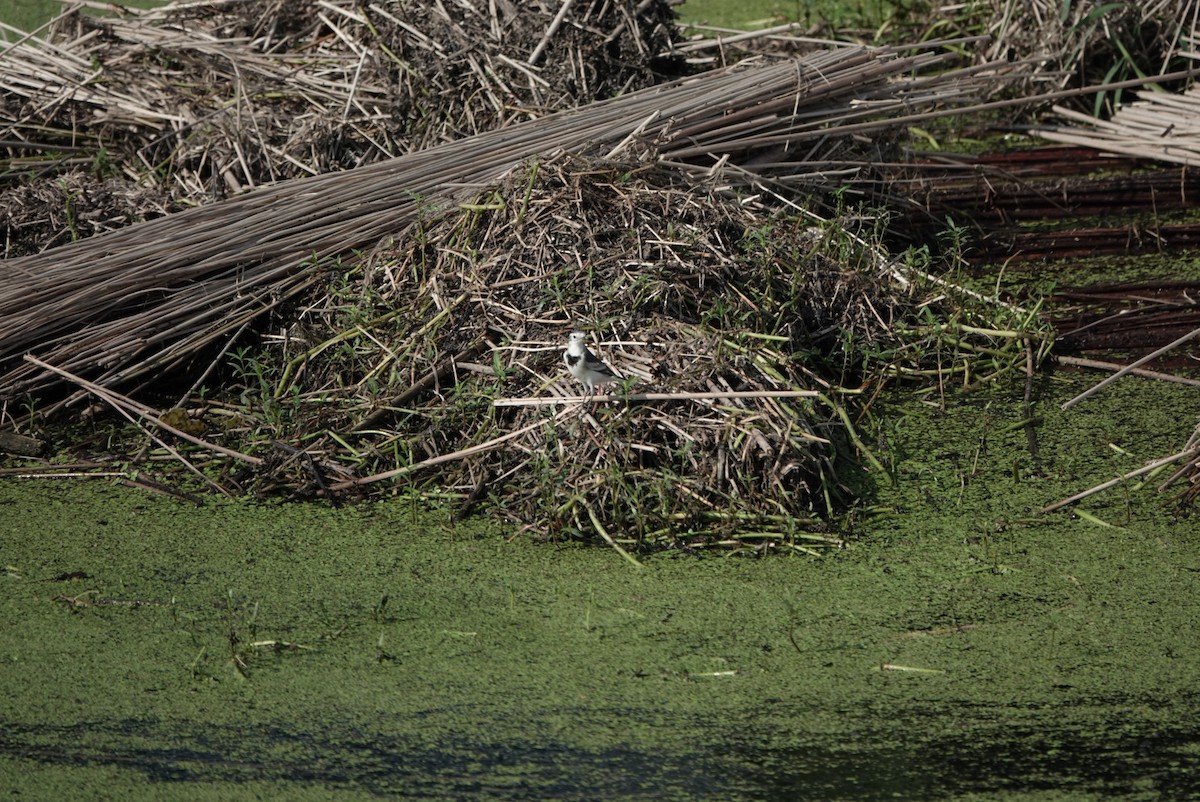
[564,331,619,394]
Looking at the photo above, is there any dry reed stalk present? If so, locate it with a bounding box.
[1040,445,1200,514]
[1060,326,1200,409]
[332,417,557,490]
[1055,355,1200,388]
[0,0,678,203]
[23,354,262,465]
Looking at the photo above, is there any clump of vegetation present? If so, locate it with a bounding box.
[194,153,1046,552]
[265,157,897,549]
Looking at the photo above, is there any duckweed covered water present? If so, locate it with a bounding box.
[2,374,1199,800]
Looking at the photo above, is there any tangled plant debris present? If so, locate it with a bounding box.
[3,0,1196,546]
[0,0,681,257]
[5,0,680,184]
[254,155,918,551]
[0,34,1032,406]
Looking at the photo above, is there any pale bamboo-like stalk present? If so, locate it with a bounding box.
[492,389,822,406]
[1039,447,1200,514]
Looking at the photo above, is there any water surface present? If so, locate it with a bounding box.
[2,376,1199,800]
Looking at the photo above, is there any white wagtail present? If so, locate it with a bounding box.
[564,331,619,394]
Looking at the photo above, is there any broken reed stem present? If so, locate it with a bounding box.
[119,474,206,505]
[673,21,814,54]
[7,471,125,479]
[26,358,234,498]
[1055,354,1200,388]
[23,355,263,466]
[351,353,476,432]
[1157,450,1200,492]
[1038,446,1200,514]
[822,394,885,474]
[493,389,822,406]
[1061,325,1200,410]
[528,0,576,65]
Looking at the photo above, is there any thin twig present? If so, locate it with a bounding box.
[493,389,822,406]
[529,0,576,65]
[1039,447,1199,513]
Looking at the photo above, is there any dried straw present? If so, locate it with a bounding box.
[1,0,678,193]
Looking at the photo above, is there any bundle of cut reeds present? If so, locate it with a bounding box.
[1034,85,1200,166]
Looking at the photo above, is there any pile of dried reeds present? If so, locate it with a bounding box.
[18,0,1196,540]
[0,17,1046,547]
[1034,82,1200,166]
[230,153,910,553]
[6,149,1045,551]
[0,0,679,255]
[1026,13,1199,160]
[974,0,1196,103]
[2,0,678,175]
[0,38,1029,409]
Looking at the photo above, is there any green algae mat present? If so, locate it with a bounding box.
[2,375,1199,800]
